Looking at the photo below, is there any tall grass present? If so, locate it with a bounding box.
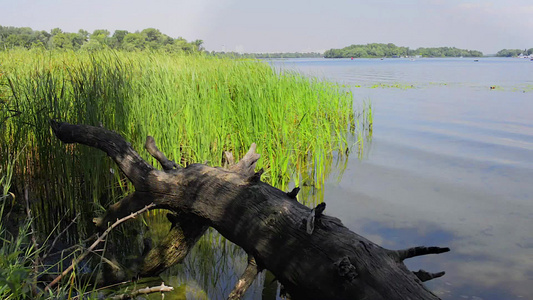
[1,48,359,237]
[0,48,376,299]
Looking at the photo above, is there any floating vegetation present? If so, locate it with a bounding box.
[369,83,416,89]
[353,81,532,93]
[352,82,416,89]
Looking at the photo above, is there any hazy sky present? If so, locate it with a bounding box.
[2,0,532,54]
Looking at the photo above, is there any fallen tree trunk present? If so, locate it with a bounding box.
[51,121,449,300]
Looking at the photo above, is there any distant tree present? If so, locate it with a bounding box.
[122,32,145,51]
[78,29,89,39]
[71,31,88,49]
[324,48,344,58]
[32,30,51,47]
[81,39,104,51]
[4,35,20,48]
[145,29,163,50]
[172,37,194,52]
[0,25,204,54]
[50,28,63,36]
[113,30,129,43]
[366,44,385,57]
[495,49,523,57]
[31,40,46,49]
[0,26,50,49]
[324,43,482,58]
[50,32,74,49]
[110,30,129,49]
[192,39,204,52]
[141,28,161,42]
[90,29,110,46]
[353,48,368,57]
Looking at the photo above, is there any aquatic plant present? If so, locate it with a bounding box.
[368,83,415,89]
[0,48,372,298]
[0,47,360,237]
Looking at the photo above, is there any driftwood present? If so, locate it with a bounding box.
[110,282,174,300]
[51,121,449,300]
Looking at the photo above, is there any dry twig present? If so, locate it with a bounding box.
[111,282,174,299]
[44,203,155,292]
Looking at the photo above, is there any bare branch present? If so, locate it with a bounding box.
[45,203,155,292]
[286,187,300,199]
[413,270,446,282]
[228,256,262,300]
[111,282,174,300]
[224,151,235,166]
[396,246,450,261]
[229,143,260,176]
[93,192,154,231]
[50,120,154,190]
[138,212,209,277]
[145,136,179,171]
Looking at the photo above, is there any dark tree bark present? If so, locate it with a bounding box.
[51,121,449,300]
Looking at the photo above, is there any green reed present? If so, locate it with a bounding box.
[0,48,359,238]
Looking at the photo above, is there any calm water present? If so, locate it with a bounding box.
[159,58,533,299]
[271,57,533,299]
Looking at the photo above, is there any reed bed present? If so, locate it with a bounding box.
[0,48,360,237]
[0,48,373,299]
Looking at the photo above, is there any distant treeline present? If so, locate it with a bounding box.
[324,43,483,58]
[495,48,533,57]
[3,26,531,58]
[0,25,203,53]
[211,52,322,59]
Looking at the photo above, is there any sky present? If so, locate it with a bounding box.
[1,0,532,54]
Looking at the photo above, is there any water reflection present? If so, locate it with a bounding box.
[141,150,356,300]
[268,58,533,299]
[136,58,532,299]
[323,154,532,299]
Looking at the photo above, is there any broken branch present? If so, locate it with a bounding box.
[44,203,155,292]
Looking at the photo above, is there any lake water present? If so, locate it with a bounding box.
[270,57,533,299]
[160,57,532,300]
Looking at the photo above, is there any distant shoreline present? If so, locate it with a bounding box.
[1,25,530,58]
[323,43,483,58]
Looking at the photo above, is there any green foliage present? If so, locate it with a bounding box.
[416,47,483,57]
[1,157,101,299]
[0,156,34,299]
[0,48,358,239]
[0,26,49,50]
[324,43,483,58]
[495,48,531,57]
[0,222,34,299]
[0,48,365,297]
[0,25,202,53]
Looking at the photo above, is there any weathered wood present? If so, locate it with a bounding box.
[138,211,209,277]
[51,121,450,300]
[228,255,262,300]
[111,282,174,299]
[145,136,180,171]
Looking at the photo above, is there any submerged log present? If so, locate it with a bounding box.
[51,121,449,300]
